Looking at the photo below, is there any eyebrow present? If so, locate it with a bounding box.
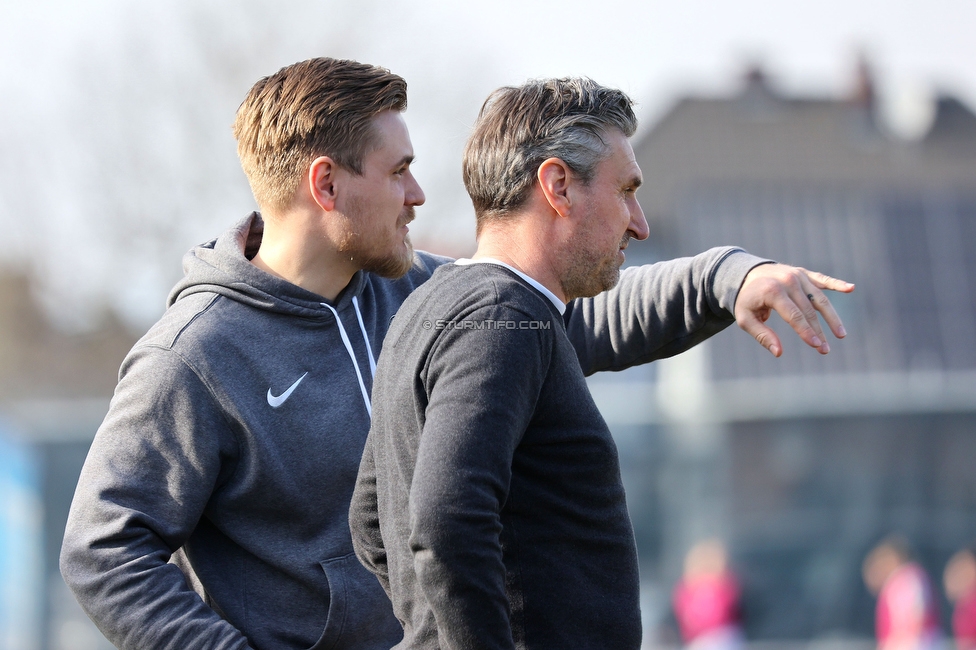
[394,155,415,169]
[629,175,643,189]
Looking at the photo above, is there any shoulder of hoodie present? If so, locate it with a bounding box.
[132,250,455,355]
[127,292,228,359]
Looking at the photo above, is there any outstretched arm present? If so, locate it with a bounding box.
[565,248,854,373]
[734,263,854,357]
[566,247,762,374]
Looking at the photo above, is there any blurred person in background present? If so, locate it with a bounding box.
[672,539,744,650]
[59,56,852,650]
[944,544,976,650]
[862,536,942,650]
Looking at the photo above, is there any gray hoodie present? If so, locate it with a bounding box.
[61,213,765,650]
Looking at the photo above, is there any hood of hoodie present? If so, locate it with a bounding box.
[167,212,368,317]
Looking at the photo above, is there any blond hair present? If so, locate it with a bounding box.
[233,57,407,212]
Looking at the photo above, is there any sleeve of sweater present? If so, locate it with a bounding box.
[59,346,253,650]
[409,303,553,650]
[349,431,391,596]
[565,247,772,374]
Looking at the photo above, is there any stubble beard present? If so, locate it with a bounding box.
[560,234,629,301]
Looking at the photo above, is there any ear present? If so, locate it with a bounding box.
[537,157,572,218]
[308,156,338,212]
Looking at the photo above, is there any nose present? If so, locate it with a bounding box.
[628,199,649,241]
[406,172,426,207]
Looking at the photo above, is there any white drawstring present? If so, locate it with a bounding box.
[321,302,372,418]
[351,296,377,379]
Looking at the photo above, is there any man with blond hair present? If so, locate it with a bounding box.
[350,78,852,649]
[63,58,849,650]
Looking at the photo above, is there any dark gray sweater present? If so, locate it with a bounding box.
[350,254,756,649]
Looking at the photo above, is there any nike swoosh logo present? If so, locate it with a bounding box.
[267,372,309,408]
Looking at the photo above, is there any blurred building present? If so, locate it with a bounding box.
[592,63,976,642]
[0,270,134,650]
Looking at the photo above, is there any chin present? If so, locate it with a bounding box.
[589,264,622,296]
[601,270,621,293]
[564,269,621,300]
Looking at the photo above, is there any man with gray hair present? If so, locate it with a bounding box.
[349,77,852,649]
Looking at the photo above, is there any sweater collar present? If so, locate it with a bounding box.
[454,258,566,315]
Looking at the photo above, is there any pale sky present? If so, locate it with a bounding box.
[1,0,974,328]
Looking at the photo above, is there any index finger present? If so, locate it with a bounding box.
[805,270,855,294]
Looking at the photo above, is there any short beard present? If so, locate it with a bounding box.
[361,235,415,279]
[337,204,416,279]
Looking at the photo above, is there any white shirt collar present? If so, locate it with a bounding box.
[453,258,566,315]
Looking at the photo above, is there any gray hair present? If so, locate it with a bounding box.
[462,78,637,232]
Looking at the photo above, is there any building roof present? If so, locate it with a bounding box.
[631,68,976,384]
